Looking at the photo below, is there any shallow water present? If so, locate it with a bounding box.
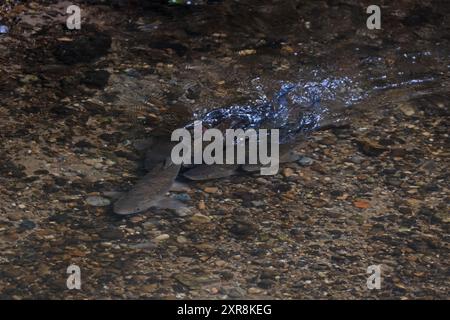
[85,0,449,143]
[0,0,449,300]
[1,1,448,141]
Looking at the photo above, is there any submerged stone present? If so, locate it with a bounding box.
[86,196,111,207]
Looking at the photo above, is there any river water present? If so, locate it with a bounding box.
[81,0,450,142]
[0,0,449,299]
[0,0,448,145]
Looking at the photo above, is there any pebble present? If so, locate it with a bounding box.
[399,103,416,116]
[349,155,365,164]
[282,167,295,177]
[99,229,123,240]
[124,68,140,77]
[204,187,219,194]
[154,234,170,242]
[19,75,39,84]
[260,269,277,279]
[191,213,211,224]
[198,200,206,210]
[0,25,9,34]
[390,148,407,157]
[83,158,98,166]
[210,287,219,294]
[129,242,157,249]
[170,182,191,192]
[174,274,218,290]
[173,193,191,202]
[19,220,36,231]
[105,159,115,166]
[398,206,412,214]
[230,221,258,238]
[7,213,22,221]
[251,200,264,207]
[354,200,370,209]
[298,156,314,166]
[175,207,192,217]
[215,260,227,267]
[142,222,155,231]
[247,287,262,294]
[220,271,234,281]
[94,163,103,169]
[256,178,269,184]
[176,235,188,243]
[356,138,387,157]
[228,287,246,298]
[257,279,275,289]
[238,49,256,56]
[86,196,111,207]
[130,216,145,223]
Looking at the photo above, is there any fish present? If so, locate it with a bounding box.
[113,159,181,215]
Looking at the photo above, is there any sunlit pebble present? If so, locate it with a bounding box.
[0,25,9,34]
[210,288,219,294]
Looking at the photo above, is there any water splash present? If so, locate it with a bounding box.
[191,74,366,143]
[372,76,436,90]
